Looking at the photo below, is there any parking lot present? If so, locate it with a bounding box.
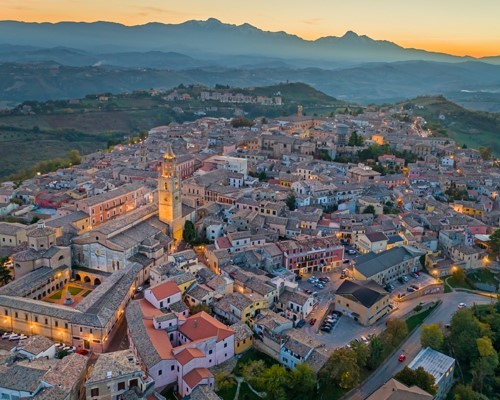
[388,273,439,301]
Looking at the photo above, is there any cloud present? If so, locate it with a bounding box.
[302,18,323,26]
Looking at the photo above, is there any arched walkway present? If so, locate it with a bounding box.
[94,278,101,286]
[75,274,82,282]
[84,276,91,284]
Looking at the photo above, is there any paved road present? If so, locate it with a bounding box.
[344,292,495,400]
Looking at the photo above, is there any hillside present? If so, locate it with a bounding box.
[397,96,500,154]
[0,83,343,179]
[1,62,500,109]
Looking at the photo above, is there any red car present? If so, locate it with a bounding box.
[415,272,421,276]
[309,318,317,325]
[398,354,406,362]
[76,349,89,355]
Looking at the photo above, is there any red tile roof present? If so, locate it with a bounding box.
[179,311,234,342]
[175,347,205,366]
[183,368,213,389]
[150,281,181,301]
[216,237,231,249]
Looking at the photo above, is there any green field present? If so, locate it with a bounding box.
[397,96,500,155]
[406,303,439,332]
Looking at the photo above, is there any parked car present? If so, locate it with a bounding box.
[76,349,89,355]
[361,336,369,344]
[321,326,332,333]
[410,285,419,290]
[309,318,317,325]
[295,275,302,281]
[347,249,357,255]
[458,303,467,309]
[407,287,416,292]
[304,289,312,294]
[398,354,406,362]
[415,271,421,276]
[296,320,306,328]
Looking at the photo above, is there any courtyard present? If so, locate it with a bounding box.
[42,283,93,307]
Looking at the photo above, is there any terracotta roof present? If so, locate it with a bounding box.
[175,347,205,366]
[138,300,174,360]
[179,311,234,342]
[183,367,213,389]
[150,281,181,301]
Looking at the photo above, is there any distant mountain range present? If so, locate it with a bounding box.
[1,19,499,67]
[0,19,499,111]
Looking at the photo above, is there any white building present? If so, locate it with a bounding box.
[408,347,455,400]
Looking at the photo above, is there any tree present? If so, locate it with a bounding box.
[348,131,364,147]
[0,264,12,286]
[68,149,81,165]
[368,336,384,370]
[231,116,255,128]
[242,360,266,388]
[258,171,268,182]
[394,366,437,395]
[421,324,444,350]
[449,309,481,364]
[182,220,196,244]
[383,319,408,348]
[215,371,235,391]
[488,228,500,259]
[288,364,317,398]
[286,191,297,211]
[453,384,489,400]
[362,205,376,215]
[259,364,289,400]
[472,337,498,393]
[350,340,370,368]
[452,268,466,284]
[319,348,360,390]
[189,304,211,315]
[478,146,492,161]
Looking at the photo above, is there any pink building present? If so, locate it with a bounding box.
[126,291,234,397]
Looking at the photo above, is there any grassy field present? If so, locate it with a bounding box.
[467,269,498,286]
[67,286,83,295]
[49,290,63,300]
[82,290,92,297]
[406,303,439,332]
[234,348,280,376]
[446,276,474,290]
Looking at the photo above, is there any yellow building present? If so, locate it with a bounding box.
[231,321,254,354]
[335,279,389,326]
[214,292,265,324]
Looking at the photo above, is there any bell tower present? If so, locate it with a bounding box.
[158,143,183,242]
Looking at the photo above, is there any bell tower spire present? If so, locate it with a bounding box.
[158,143,183,242]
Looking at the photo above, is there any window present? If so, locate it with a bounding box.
[91,388,99,397]
[34,316,38,322]
[224,343,227,348]
[158,370,162,376]
[65,323,68,329]
[171,365,175,371]
[55,321,58,327]
[45,318,48,325]
[90,328,93,334]
[80,327,83,333]
[209,349,213,355]
[118,382,125,391]
[14,312,18,318]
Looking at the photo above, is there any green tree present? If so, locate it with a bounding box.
[452,268,467,284]
[68,149,81,165]
[182,220,196,244]
[368,336,384,370]
[383,319,409,348]
[449,309,481,365]
[286,191,297,211]
[242,360,266,387]
[478,146,492,161]
[362,205,376,215]
[421,324,444,350]
[231,116,255,128]
[453,384,489,400]
[319,348,360,390]
[0,264,12,286]
[215,371,235,391]
[488,229,500,258]
[472,337,498,393]
[259,364,289,400]
[348,131,364,147]
[288,363,317,398]
[258,171,268,182]
[394,366,437,395]
[351,340,370,368]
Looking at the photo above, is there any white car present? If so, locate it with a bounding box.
[458,302,467,309]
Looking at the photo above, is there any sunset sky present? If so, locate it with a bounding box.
[3,0,500,57]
